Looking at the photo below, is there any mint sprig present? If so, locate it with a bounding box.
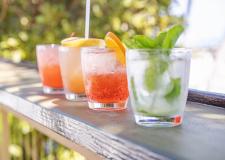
[161,25,184,49]
[130,76,138,101]
[124,25,184,50]
[125,24,184,102]
[134,35,157,48]
[164,78,181,101]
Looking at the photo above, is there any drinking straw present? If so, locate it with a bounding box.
[85,0,90,39]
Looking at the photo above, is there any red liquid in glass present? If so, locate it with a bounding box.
[85,72,129,103]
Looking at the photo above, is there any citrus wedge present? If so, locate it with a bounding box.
[105,32,126,65]
[61,37,79,45]
[106,32,126,53]
[61,37,105,47]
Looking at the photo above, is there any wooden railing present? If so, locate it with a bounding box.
[0,58,225,160]
[188,89,225,108]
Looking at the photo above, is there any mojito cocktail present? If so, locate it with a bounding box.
[127,49,191,127]
[125,25,191,127]
[36,44,63,94]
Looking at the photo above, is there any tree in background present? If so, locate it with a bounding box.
[0,0,183,62]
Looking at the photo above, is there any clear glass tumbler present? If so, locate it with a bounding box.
[36,44,63,94]
[81,47,129,111]
[59,46,86,101]
[126,49,191,127]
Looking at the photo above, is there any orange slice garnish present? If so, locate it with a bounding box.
[105,32,126,65]
[106,32,126,53]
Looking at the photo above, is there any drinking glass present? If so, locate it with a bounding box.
[81,47,129,111]
[59,46,86,101]
[126,48,191,127]
[36,44,63,94]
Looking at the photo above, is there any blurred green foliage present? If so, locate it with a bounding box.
[0,0,183,62]
[0,113,85,160]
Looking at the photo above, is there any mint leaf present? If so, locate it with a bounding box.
[161,25,184,50]
[144,55,161,92]
[124,25,184,51]
[123,39,139,49]
[164,78,181,101]
[144,56,169,92]
[130,76,138,101]
[158,59,169,73]
[133,35,157,48]
[144,60,158,91]
[155,32,167,48]
[124,36,157,49]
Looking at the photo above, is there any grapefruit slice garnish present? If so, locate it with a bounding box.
[105,32,126,65]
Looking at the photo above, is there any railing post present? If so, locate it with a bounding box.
[0,107,10,160]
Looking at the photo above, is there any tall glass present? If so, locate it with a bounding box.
[126,49,191,127]
[81,47,129,111]
[59,47,86,101]
[36,44,63,94]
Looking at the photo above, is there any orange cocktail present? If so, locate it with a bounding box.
[36,44,63,94]
[59,38,104,101]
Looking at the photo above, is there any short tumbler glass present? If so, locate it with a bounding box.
[59,46,86,101]
[126,49,191,127]
[36,44,63,94]
[81,47,129,111]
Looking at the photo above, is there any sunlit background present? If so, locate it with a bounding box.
[179,0,225,93]
[1,0,225,93]
[0,0,225,159]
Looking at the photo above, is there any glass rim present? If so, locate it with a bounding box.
[59,46,80,50]
[81,47,116,54]
[36,44,60,48]
[59,45,85,49]
[127,48,191,52]
[58,46,82,54]
[126,48,191,60]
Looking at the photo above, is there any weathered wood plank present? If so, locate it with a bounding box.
[0,93,164,160]
[0,58,225,160]
[1,104,101,160]
[188,89,225,108]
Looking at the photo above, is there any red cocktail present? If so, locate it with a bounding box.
[86,72,128,103]
[81,47,128,111]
